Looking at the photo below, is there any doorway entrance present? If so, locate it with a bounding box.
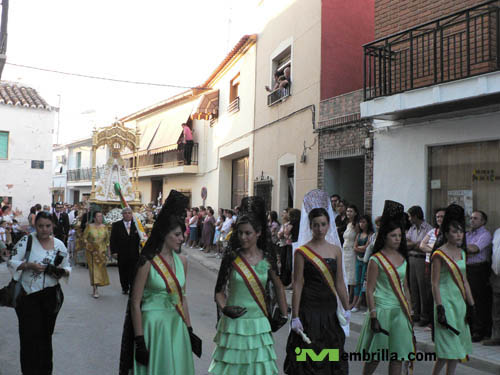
[151,179,163,205]
[324,157,365,211]
[279,164,295,212]
[231,156,249,208]
[73,190,80,204]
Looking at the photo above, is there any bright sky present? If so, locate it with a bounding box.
[2,0,259,144]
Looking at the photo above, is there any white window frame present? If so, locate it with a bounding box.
[269,37,293,92]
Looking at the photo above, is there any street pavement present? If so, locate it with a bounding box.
[0,255,490,375]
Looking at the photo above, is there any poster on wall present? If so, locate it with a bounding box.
[447,190,473,225]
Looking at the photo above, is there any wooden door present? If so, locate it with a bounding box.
[232,156,249,208]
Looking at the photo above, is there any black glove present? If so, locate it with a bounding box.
[222,305,247,319]
[465,304,476,326]
[437,305,447,326]
[134,336,149,366]
[370,317,382,333]
[45,264,66,279]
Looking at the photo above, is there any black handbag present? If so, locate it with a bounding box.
[0,235,33,308]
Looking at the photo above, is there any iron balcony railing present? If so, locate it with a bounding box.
[228,97,240,113]
[267,86,290,106]
[363,0,500,101]
[129,143,199,170]
[67,167,104,182]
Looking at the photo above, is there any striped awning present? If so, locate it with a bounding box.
[191,90,219,120]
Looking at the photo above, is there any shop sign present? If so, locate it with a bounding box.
[31,160,44,169]
[472,169,500,182]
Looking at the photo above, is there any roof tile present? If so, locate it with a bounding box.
[0,81,51,110]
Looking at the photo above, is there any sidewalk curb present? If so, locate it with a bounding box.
[186,248,500,374]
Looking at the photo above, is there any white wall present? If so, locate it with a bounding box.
[0,105,55,217]
[67,141,108,170]
[372,110,500,217]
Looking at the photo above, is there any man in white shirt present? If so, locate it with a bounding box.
[484,227,500,346]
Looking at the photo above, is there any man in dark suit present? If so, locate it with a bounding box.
[110,207,141,294]
[52,202,70,245]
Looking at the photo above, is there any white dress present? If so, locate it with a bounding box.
[343,223,357,286]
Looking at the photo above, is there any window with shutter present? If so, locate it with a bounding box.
[0,132,8,159]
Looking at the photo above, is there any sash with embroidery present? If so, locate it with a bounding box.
[432,250,466,302]
[296,245,338,298]
[232,256,268,317]
[150,254,187,324]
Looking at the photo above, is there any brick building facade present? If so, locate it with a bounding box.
[375,0,488,38]
[362,0,500,229]
[317,89,374,215]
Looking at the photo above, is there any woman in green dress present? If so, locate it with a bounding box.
[119,190,195,375]
[82,211,110,298]
[209,196,288,375]
[431,204,474,375]
[356,200,414,375]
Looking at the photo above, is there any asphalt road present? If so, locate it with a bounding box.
[0,259,486,375]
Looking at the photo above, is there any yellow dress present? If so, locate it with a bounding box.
[83,224,110,287]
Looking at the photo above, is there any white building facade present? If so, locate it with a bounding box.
[121,35,257,210]
[0,82,55,219]
[52,137,109,204]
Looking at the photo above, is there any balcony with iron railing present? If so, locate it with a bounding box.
[267,86,290,106]
[67,167,104,182]
[228,97,240,113]
[126,143,199,177]
[363,0,500,101]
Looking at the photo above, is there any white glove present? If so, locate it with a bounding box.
[291,317,304,334]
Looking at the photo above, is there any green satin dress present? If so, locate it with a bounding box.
[433,250,472,359]
[356,256,414,360]
[134,252,194,375]
[209,259,278,375]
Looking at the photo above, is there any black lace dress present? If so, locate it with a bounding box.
[284,258,348,374]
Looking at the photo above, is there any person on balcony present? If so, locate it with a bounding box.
[265,71,282,92]
[182,123,194,166]
[279,66,291,91]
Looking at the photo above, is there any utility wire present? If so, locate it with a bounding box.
[5,62,210,90]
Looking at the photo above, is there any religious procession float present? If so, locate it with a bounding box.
[74,120,153,266]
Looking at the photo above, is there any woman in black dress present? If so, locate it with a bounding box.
[284,207,350,374]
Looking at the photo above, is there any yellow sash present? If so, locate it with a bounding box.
[150,254,187,324]
[232,256,268,317]
[296,245,338,298]
[432,250,466,302]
